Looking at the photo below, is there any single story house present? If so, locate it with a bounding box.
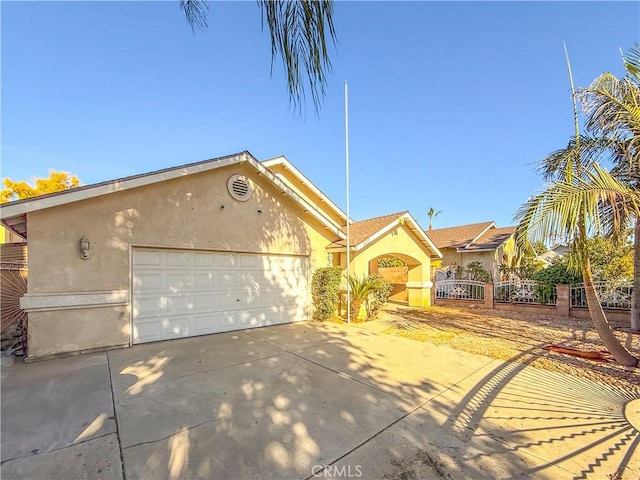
[1,151,441,360]
[426,221,516,281]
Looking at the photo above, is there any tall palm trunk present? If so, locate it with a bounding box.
[582,258,639,366]
[632,219,640,331]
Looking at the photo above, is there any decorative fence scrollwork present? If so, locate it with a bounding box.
[570,282,632,310]
[435,280,485,301]
[494,280,557,305]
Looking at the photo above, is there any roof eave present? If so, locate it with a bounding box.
[1,151,346,241]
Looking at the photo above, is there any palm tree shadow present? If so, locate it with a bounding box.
[443,343,640,479]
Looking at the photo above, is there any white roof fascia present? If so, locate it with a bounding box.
[1,153,249,218]
[326,212,442,258]
[0,152,346,240]
[251,160,346,239]
[464,222,496,250]
[402,212,443,259]
[263,156,352,224]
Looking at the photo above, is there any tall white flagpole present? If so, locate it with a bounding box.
[345,80,351,324]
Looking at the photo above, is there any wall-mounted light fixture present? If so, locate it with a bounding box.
[327,252,334,266]
[79,236,90,259]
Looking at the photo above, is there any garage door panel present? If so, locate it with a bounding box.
[166,251,190,266]
[194,253,215,266]
[132,248,309,344]
[134,250,162,266]
[135,273,162,291]
[166,273,193,290]
[194,273,214,289]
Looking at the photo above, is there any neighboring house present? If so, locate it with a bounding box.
[426,221,517,281]
[1,151,441,360]
[536,243,570,266]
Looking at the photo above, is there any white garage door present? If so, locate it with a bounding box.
[132,248,309,344]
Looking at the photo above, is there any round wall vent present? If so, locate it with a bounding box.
[227,174,252,202]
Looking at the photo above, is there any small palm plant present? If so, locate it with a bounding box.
[347,274,376,321]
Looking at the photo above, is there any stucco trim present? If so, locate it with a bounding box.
[406,281,434,289]
[20,290,129,312]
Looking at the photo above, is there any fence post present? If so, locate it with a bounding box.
[484,282,494,309]
[556,284,570,317]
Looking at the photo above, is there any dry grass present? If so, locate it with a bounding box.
[378,305,639,391]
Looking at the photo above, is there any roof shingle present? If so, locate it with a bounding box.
[332,211,407,247]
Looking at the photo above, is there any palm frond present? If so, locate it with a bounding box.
[536,135,609,181]
[180,0,209,32]
[515,165,640,257]
[259,0,337,113]
[622,42,640,83]
[579,73,640,141]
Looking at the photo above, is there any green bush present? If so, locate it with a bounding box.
[463,261,491,282]
[531,263,582,305]
[377,256,406,267]
[366,274,393,319]
[531,263,583,286]
[311,266,342,321]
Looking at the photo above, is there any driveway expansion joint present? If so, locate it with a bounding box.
[0,432,116,465]
[106,350,127,480]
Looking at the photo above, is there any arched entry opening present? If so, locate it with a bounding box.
[368,253,431,307]
[370,255,409,303]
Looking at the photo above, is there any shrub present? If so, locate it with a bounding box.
[531,263,583,304]
[347,274,376,320]
[531,263,583,286]
[377,256,406,267]
[463,261,491,282]
[311,266,342,321]
[366,274,393,319]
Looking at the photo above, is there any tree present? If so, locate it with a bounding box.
[583,236,633,283]
[180,0,337,112]
[516,46,639,366]
[427,207,441,230]
[1,170,80,203]
[578,43,640,331]
[516,164,640,367]
[537,44,640,331]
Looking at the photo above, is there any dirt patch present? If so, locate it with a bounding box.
[378,305,639,391]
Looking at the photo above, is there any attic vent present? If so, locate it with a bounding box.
[227,175,252,201]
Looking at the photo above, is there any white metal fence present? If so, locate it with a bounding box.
[493,280,557,305]
[435,280,485,300]
[570,282,632,310]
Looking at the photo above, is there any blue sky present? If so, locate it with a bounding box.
[2,1,639,229]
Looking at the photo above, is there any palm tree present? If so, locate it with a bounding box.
[427,207,441,230]
[180,0,337,112]
[577,43,640,331]
[538,44,640,332]
[517,44,639,367]
[347,274,376,321]
[515,164,640,367]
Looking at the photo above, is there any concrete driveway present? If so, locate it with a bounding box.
[2,320,639,479]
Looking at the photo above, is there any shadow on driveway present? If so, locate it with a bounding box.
[2,320,639,479]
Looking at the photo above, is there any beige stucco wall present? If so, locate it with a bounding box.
[27,306,130,359]
[24,163,338,359]
[439,249,503,281]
